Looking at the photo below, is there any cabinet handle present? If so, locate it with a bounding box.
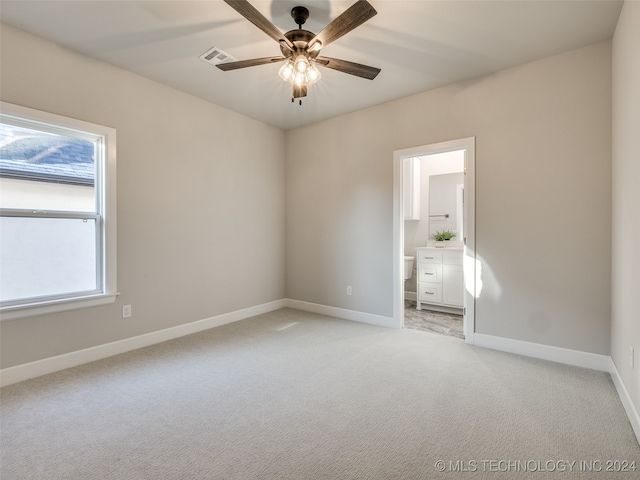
[425,292,434,295]
[425,272,434,275]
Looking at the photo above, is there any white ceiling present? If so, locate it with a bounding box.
[0,1,623,130]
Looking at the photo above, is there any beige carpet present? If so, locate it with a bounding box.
[1,308,638,479]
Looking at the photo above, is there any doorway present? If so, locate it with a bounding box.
[392,138,476,344]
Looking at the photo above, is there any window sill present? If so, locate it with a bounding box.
[0,292,119,321]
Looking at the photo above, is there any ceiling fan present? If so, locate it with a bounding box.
[217,0,381,103]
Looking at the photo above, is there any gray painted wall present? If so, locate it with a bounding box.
[612,0,640,420]
[0,25,286,368]
[286,41,612,355]
[0,23,617,371]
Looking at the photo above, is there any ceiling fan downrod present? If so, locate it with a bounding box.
[217,0,381,103]
[291,6,309,29]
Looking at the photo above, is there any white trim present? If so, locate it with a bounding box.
[284,299,396,329]
[0,299,287,387]
[392,154,404,329]
[404,291,417,302]
[609,358,640,444]
[0,101,117,321]
[393,137,476,341]
[461,334,639,444]
[473,333,610,371]
[2,300,638,446]
[0,293,119,322]
[462,139,476,342]
[415,304,463,316]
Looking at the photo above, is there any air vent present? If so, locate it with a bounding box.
[199,47,237,66]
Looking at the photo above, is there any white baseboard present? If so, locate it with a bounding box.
[404,291,417,302]
[469,333,640,444]
[0,299,390,387]
[0,299,287,387]
[2,301,638,447]
[609,358,640,444]
[284,299,397,329]
[472,333,610,372]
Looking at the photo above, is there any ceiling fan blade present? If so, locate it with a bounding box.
[223,0,294,49]
[310,0,377,48]
[315,56,380,80]
[216,56,285,71]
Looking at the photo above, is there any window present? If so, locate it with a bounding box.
[0,102,117,320]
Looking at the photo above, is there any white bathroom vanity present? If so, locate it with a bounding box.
[415,247,464,312]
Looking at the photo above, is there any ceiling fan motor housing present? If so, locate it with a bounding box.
[280,29,320,59]
[218,0,380,102]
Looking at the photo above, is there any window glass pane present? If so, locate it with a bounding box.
[0,216,98,302]
[0,123,95,212]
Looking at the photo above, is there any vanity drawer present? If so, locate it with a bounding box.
[417,249,442,264]
[418,265,442,283]
[418,264,442,283]
[418,283,442,304]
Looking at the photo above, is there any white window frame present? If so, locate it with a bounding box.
[0,102,117,321]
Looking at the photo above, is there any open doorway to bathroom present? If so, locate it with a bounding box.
[392,138,476,344]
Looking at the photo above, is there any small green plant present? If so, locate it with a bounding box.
[430,229,456,241]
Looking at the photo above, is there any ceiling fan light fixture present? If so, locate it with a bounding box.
[294,54,310,73]
[278,60,295,82]
[307,62,322,83]
[279,54,321,88]
[219,0,379,102]
[294,72,307,86]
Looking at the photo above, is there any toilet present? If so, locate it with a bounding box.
[404,256,415,280]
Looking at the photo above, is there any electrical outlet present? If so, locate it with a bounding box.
[122,305,132,318]
[346,286,352,296]
[631,347,635,369]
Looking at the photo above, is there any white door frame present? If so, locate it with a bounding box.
[392,137,476,344]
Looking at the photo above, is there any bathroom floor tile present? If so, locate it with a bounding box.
[403,300,464,339]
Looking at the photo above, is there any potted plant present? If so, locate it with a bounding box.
[430,229,456,246]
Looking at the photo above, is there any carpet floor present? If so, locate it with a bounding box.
[1,308,638,479]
